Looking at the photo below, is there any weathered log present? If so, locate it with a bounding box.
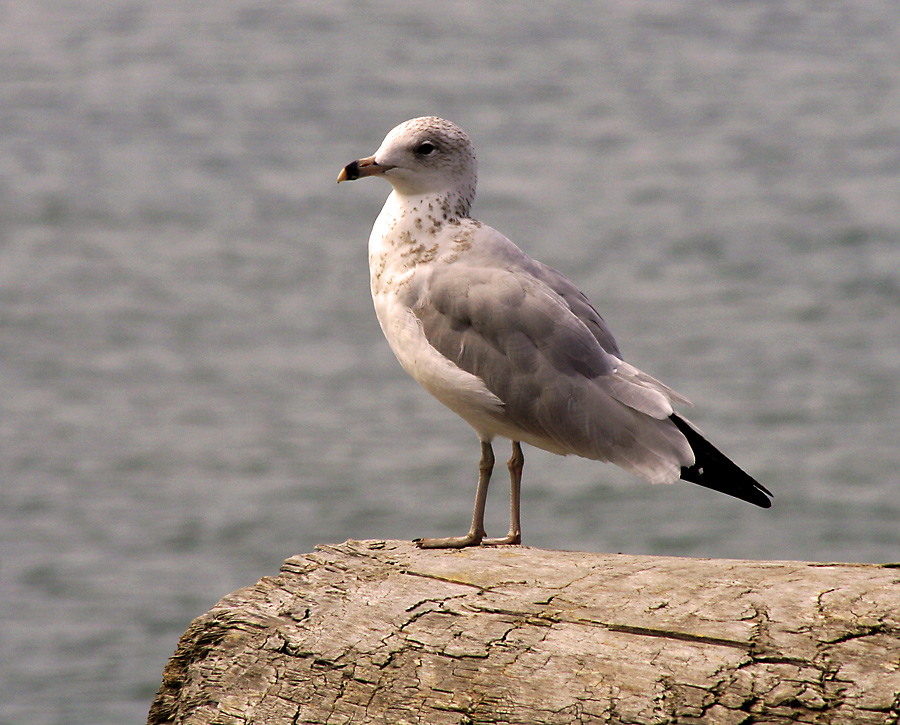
[149,539,900,725]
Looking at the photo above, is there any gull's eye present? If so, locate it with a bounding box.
[415,141,436,156]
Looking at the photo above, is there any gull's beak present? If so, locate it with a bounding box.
[337,155,391,183]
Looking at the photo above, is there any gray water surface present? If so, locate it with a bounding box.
[2,2,900,723]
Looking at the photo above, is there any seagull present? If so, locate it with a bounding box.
[338,116,772,549]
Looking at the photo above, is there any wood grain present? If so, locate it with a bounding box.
[149,540,900,725]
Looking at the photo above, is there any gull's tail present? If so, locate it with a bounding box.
[670,413,773,508]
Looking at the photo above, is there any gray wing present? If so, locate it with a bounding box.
[518,260,690,419]
[530,261,622,358]
[407,240,763,497]
[417,263,618,387]
[413,261,688,467]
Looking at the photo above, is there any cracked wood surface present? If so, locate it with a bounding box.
[148,540,900,725]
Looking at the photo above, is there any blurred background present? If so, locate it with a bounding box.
[2,1,899,722]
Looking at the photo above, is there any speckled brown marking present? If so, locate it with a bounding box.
[401,243,424,258]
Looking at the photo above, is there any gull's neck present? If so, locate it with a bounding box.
[369,188,472,254]
[368,188,474,294]
[386,187,472,226]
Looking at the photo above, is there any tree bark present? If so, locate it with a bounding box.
[148,539,900,725]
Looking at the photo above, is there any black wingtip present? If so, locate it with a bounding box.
[670,414,773,509]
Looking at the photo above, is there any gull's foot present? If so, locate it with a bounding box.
[414,531,484,549]
[482,532,522,546]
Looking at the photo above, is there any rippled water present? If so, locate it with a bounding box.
[2,2,899,723]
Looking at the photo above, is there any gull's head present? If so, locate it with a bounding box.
[338,117,477,213]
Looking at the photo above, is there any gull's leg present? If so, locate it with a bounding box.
[483,441,523,546]
[415,441,493,549]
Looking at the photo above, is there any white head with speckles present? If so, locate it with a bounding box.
[338,117,478,219]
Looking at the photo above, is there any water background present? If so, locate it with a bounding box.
[2,2,900,723]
